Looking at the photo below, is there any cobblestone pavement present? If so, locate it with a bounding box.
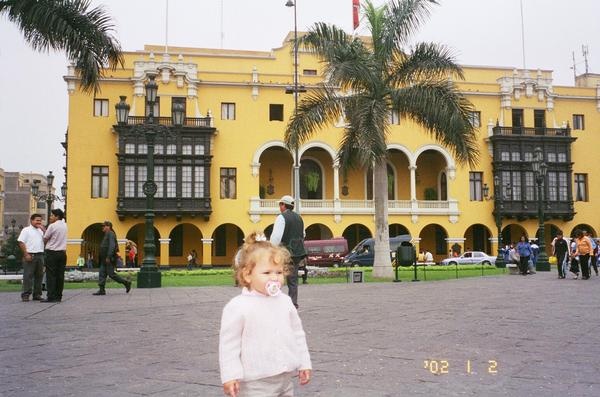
[1,270,599,397]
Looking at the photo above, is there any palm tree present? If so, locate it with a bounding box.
[285,0,479,278]
[1,0,123,94]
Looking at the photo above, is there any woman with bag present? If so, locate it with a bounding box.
[516,235,533,276]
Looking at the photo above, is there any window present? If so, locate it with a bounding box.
[303,69,317,75]
[512,109,523,132]
[575,173,588,201]
[182,166,193,198]
[221,102,235,120]
[534,109,546,134]
[549,172,568,201]
[166,144,177,155]
[573,114,585,130]
[155,144,164,155]
[124,166,135,197]
[94,99,109,117]
[154,167,164,198]
[468,111,481,128]
[137,167,146,197]
[469,172,483,201]
[269,104,284,121]
[524,172,535,201]
[220,168,237,199]
[166,166,177,198]
[91,166,109,198]
[125,143,135,154]
[145,97,160,117]
[389,109,400,125]
[182,145,192,155]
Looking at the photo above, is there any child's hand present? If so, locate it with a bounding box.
[223,380,240,397]
[299,369,312,385]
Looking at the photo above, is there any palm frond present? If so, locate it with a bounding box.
[388,42,464,86]
[338,96,389,168]
[377,0,438,60]
[301,23,377,92]
[284,88,345,150]
[2,0,123,94]
[392,81,479,167]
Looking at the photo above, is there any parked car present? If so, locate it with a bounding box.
[343,235,412,266]
[440,251,496,266]
[304,238,349,267]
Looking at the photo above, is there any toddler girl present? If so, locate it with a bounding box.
[219,232,312,397]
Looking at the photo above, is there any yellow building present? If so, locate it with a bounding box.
[62,35,600,267]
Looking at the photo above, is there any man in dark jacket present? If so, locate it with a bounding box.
[270,195,306,308]
[93,221,131,295]
[552,230,569,279]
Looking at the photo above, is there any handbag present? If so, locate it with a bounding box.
[548,256,557,265]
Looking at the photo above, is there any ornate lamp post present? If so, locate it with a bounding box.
[491,176,511,268]
[31,171,66,224]
[285,0,306,212]
[114,74,185,288]
[532,147,550,271]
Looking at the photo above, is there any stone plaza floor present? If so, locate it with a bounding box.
[1,270,599,396]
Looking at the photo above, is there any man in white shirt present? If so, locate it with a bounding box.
[17,213,46,302]
[43,209,68,302]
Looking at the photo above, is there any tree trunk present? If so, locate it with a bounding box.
[372,159,393,278]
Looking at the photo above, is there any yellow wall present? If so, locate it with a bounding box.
[63,37,600,266]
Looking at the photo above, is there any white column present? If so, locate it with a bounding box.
[333,163,340,200]
[409,165,417,201]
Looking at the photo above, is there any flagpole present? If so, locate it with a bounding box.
[519,0,526,70]
[165,0,169,54]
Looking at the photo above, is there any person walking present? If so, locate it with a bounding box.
[17,214,46,302]
[93,221,131,295]
[516,235,533,276]
[572,229,593,280]
[270,195,307,309]
[43,208,68,302]
[551,230,569,279]
[219,232,311,397]
[583,230,598,276]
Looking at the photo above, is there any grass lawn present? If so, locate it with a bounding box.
[0,265,509,293]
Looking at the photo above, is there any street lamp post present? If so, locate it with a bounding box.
[31,171,66,225]
[492,176,505,268]
[532,147,550,271]
[285,0,306,212]
[114,74,185,288]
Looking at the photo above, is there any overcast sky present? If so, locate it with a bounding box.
[1,0,599,197]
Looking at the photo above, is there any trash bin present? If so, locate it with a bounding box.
[396,243,416,267]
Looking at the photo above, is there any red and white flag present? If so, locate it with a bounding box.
[353,0,360,30]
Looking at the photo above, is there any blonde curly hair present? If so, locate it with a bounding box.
[233,231,291,288]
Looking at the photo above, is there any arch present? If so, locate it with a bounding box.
[252,140,288,165]
[126,224,161,263]
[569,223,597,238]
[386,143,412,161]
[264,224,274,239]
[342,224,372,251]
[412,144,456,170]
[299,141,337,162]
[168,223,203,267]
[300,158,325,199]
[464,224,493,254]
[81,223,104,267]
[419,224,448,261]
[212,223,245,266]
[305,223,334,240]
[501,223,528,245]
[389,223,410,237]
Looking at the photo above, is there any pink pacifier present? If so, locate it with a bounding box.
[265,280,282,296]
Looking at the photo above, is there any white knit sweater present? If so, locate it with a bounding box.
[219,288,312,383]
